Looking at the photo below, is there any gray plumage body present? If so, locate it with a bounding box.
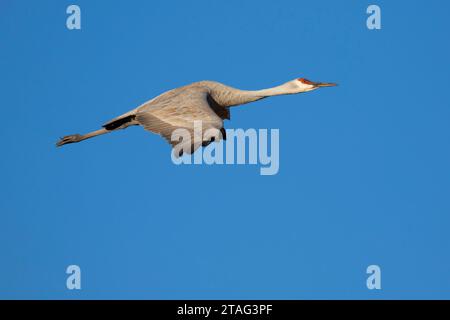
[56,78,336,153]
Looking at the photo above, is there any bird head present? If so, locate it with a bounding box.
[284,78,337,93]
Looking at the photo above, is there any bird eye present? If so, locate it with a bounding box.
[298,78,313,85]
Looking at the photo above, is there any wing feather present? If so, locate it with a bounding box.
[135,86,224,154]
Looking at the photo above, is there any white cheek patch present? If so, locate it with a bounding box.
[297,82,314,91]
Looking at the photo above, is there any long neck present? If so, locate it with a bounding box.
[211,83,292,107]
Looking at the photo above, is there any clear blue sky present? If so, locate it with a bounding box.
[1,0,449,299]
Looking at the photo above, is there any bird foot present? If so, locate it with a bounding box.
[56,134,83,147]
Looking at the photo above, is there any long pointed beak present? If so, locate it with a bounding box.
[314,82,338,87]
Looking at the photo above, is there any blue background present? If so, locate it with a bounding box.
[1,0,449,299]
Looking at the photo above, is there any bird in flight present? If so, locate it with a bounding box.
[56,78,336,154]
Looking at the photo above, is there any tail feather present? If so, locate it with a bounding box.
[103,115,137,130]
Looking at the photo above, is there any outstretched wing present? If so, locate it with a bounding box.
[135,86,224,155]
